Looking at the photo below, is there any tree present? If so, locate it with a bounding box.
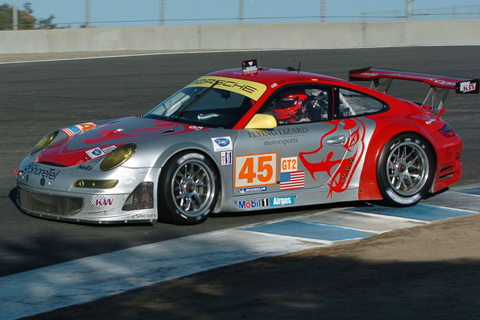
[0,2,56,30]
[37,15,57,29]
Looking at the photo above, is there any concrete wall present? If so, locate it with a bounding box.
[0,20,479,54]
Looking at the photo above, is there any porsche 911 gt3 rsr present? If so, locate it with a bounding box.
[14,60,479,225]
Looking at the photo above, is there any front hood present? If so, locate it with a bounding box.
[33,116,209,167]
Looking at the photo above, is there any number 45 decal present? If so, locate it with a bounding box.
[235,153,277,188]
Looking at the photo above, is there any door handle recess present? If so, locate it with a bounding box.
[326,135,346,146]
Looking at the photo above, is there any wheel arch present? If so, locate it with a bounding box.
[154,144,224,213]
[359,120,437,201]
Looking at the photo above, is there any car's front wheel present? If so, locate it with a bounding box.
[377,133,435,206]
[158,152,219,225]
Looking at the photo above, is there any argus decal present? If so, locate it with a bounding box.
[299,118,366,198]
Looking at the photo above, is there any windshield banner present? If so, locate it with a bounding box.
[188,76,267,101]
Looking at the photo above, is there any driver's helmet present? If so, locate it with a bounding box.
[273,90,309,122]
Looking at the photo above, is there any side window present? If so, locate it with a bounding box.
[264,86,331,125]
[338,88,386,118]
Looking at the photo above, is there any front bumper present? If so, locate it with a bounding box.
[16,162,158,224]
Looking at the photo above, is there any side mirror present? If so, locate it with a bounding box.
[245,114,277,129]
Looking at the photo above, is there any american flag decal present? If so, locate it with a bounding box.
[62,125,82,137]
[280,171,304,190]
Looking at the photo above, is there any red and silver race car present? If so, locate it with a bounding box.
[15,60,479,224]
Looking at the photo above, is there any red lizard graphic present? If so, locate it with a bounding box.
[299,118,366,197]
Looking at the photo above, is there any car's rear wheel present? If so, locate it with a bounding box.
[377,133,435,206]
[158,152,219,225]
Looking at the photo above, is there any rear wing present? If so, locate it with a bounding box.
[349,67,479,114]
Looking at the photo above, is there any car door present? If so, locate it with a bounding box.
[232,85,352,197]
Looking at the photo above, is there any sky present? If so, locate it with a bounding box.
[7,0,480,28]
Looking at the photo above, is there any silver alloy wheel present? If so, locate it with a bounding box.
[170,159,215,217]
[386,141,429,197]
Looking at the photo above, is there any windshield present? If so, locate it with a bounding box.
[144,76,267,129]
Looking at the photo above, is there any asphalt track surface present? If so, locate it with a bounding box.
[0,46,479,280]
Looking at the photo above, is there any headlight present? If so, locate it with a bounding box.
[31,130,59,155]
[100,143,137,171]
[74,180,119,189]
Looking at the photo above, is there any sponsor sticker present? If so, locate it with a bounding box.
[62,122,95,137]
[102,145,117,153]
[86,145,117,159]
[270,196,295,207]
[86,147,106,159]
[91,195,114,207]
[188,76,267,101]
[281,156,298,173]
[238,186,268,194]
[189,125,204,131]
[131,213,157,219]
[456,80,479,94]
[221,151,233,165]
[211,137,233,152]
[237,196,294,209]
[238,198,269,210]
[23,163,61,181]
[76,164,93,171]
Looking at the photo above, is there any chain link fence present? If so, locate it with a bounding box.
[359,5,480,22]
[1,2,479,30]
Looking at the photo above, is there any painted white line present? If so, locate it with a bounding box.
[0,49,273,65]
[344,209,433,224]
[0,51,213,65]
[302,210,427,233]
[242,229,334,246]
[0,228,321,320]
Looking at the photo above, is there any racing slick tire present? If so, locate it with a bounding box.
[158,152,219,225]
[377,133,435,207]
